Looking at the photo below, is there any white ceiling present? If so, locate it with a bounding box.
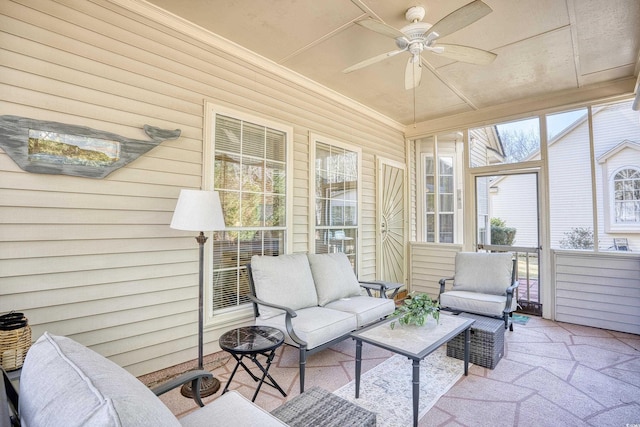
[144,0,640,126]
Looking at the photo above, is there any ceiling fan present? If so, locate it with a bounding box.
[343,0,497,90]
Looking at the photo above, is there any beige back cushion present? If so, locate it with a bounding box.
[251,254,319,319]
[308,253,361,306]
[452,252,514,295]
[19,332,179,427]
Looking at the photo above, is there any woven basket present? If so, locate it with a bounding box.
[0,312,32,371]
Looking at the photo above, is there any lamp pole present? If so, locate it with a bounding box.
[170,190,226,399]
[196,231,207,370]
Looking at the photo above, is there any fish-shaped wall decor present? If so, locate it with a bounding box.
[0,115,181,178]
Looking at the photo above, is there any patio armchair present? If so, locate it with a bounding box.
[2,332,287,427]
[438,252,519,331]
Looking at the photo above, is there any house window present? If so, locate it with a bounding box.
[424,155,456,243]
[476,176,489,245]
[211,111,290,313]
[414,131,462,244]
[312,136,360,270]
[613,168,640,224]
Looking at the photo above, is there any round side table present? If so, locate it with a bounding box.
[219,325,287,402]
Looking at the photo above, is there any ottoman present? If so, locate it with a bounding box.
[271,386,375,427]
[447,313,505,369]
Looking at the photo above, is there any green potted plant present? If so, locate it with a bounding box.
[390,292,440,329]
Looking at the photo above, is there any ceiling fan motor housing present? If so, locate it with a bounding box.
[401,22,432,42]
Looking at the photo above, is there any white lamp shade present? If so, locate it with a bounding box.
[170,189,226,231]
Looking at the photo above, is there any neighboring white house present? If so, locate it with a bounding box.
[489,104,640,252]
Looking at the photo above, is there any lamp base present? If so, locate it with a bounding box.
[180,376,220,399]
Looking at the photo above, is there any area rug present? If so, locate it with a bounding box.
[334,346,466,427]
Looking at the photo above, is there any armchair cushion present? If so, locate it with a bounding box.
[251,254,319,319]
[307,253,361,306]
[439,290,517,318]
[179,390,286,427]
[19,332,179,427]
[452,252,514,295]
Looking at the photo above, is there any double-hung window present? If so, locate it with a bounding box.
[311,135,360,270]
[417,132,462,244]
[208,105,291,317]
[424,155,455,243]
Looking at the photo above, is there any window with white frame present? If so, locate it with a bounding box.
[424,156,456,242]
[417,131,462,244]
[613,167,640,224]
[312,136,360,271]
[476,176,490,245]
[210,110,290,313]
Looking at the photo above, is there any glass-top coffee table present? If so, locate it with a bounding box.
[351,314,475,427]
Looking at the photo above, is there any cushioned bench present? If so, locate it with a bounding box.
[247,252,396,393]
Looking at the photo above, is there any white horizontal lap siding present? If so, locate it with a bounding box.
[0,0,404,375]
[409,243,461,299]
[554,252,640,334]
[548,120,593,248]
[490,174,538,247]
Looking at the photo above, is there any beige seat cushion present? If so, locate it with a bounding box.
[255,306,356,350]
[440,290,517,317]
[324,296,395,328]
[179,390,286,426]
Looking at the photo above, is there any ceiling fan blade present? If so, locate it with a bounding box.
[404,55,422,90]
[343,48,406,73]
[435,43,497,64]
[427,0,492,40]
[357,19,406,39]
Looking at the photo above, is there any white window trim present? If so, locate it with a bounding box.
[308,132,362,276]
[417,140,462,243]
[203,101,294,325]
[603,165,640,233]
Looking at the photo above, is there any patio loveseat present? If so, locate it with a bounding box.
[1,332,287,427]
[247,252,396,392]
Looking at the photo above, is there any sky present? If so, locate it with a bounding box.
[496,109,587,141]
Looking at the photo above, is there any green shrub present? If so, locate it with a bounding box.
[491,218,516,246]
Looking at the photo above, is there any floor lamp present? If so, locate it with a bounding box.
[170,189,226,398]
